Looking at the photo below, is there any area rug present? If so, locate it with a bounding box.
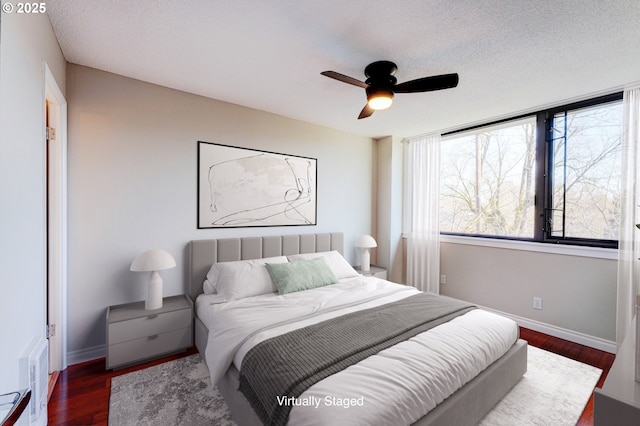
[479,345,602,425]
[109,345,602,426]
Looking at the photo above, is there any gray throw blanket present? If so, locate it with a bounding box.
[239,292,475,426]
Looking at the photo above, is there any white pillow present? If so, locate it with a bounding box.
[199,292,226,305]
[287,251,360,279]
[203,278,217,295]
[203,256,289,300]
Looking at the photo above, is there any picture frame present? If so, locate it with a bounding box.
[197,141,317,228]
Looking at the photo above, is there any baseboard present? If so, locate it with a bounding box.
[480,306,617,354]
[48,372,59,403]
[66,344,105,366]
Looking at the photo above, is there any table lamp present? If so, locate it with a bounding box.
[130,249,176,310]
[356,235,377,272]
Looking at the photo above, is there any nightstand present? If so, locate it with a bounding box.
[106,294,193,370]
[355,265,387,280]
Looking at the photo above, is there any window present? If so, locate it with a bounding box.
[440,93,622,247]
[545,100,622,243]
[440,117,536,238]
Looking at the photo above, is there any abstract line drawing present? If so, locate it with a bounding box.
[198,142,317,228]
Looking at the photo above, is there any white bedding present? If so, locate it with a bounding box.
[196,277,519,425]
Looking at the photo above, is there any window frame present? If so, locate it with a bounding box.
[441,92,623,249]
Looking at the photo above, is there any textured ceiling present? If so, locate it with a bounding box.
[46,0,640,139]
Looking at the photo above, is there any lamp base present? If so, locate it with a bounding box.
[146,271,163,310]
[361,250,371,272]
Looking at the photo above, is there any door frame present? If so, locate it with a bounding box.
[45,63,68,372]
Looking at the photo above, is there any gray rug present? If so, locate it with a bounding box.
[479,346,602,426]
[109,345,602,426]
[109,355,235,426]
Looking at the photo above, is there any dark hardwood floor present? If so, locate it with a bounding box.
[47,347,199,426]
[48,328,614,426]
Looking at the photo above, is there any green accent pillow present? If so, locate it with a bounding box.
[266,257,339,295]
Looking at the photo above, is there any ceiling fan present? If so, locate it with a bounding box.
[321,60,459,119]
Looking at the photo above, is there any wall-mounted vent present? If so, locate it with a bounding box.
[19,337,48,426]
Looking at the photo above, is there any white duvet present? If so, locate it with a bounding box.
[196,277,519,425]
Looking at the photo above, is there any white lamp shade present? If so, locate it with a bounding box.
[130,249,176,272]
[355,235,377,248]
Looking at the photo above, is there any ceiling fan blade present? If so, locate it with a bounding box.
[321,71,369,89]
[393,73,459,93]
[358,104,375,120]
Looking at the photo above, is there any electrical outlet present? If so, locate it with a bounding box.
[440,274,446,285]
[533,297,543,310]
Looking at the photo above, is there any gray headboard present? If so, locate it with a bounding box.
[188,232,344,301]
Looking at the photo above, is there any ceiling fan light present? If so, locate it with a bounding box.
[367,90,393,110]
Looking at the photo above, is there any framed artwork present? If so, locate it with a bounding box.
[197,141,317,228]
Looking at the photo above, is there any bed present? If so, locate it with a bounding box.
[188,232,527,426]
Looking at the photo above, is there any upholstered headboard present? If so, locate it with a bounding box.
[188,232,344,301]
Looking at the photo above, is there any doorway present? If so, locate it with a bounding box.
[45,64,67,379]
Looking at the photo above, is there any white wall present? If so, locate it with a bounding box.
[0,13,66,392]
[376,136,404,282]
[66,64,376,360]
[440,240,617,349]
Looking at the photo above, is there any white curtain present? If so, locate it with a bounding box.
[405,133,441,293]
[616,86,640,348]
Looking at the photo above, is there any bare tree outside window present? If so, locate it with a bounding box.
[440,97,622,245]
[440,118,536,238]
[549,102,622,240]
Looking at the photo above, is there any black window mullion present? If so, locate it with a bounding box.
[560,110,568,240]
[542,111,558,242]
[533,111,547,242]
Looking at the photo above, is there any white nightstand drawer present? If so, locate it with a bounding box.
[107,327,192,369]
[105,295,193,370]
[108,309,192,345]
